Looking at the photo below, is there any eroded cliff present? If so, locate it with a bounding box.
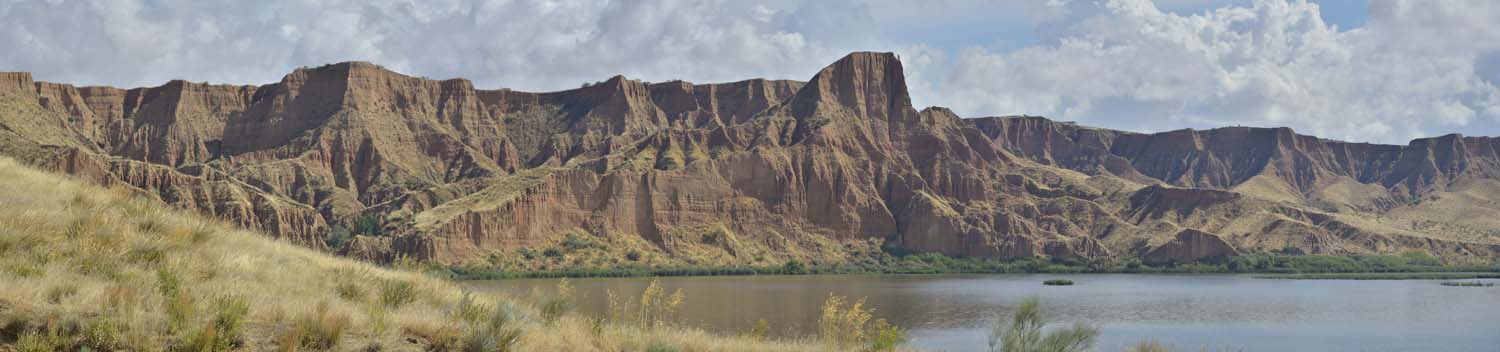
[3,52,1498,269]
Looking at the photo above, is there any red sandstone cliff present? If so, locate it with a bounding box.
[3,52,1498,268]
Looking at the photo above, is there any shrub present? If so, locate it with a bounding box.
[542,247,564,259]
[324,226,353,251]
[352,214,383,236]
[782,259,808,274]
[561,233,600,251]
[818,294,873,348]
[82,318,125,350]
[867,318,907,352]
[378,280,416,309]
[625,250,642,262]
[989,297,1098,352]
[16,328,54,352]
[748,319,770,341]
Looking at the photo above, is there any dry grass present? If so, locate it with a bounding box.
[0,157,830,351]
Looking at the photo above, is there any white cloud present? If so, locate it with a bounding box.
[3,0,1499,143]
[930,0,1500,143]
[0,0,890,91]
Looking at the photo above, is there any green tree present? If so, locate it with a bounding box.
[782,259,808,274]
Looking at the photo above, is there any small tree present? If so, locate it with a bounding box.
[324,225,352,251]
[989,297,1098,352]
[783,259,808,274]
[352,213,383,236]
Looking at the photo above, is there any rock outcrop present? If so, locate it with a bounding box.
[1143,229,1239,265]
[3,52,1499,267]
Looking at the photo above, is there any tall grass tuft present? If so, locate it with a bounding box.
[988,297,1098,352]
[378,279,416,308]
[539,278,573,326]
[461,300,524,352]
[748,319,770,342]
[284,301,351,351]
[818,294,873,349]
[453,292,491,324]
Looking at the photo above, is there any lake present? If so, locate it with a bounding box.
[462,274,1500,351]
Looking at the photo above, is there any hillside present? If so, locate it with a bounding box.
[0,157,819,351]
[1,52,1498,271]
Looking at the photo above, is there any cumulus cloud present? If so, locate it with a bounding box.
[3,0,1500,143]
[0,0,890,91]
[932,0,1500,143]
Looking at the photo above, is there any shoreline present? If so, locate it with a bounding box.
[438,253,1500,281]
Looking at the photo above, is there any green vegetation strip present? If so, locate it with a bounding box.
[1440,281,1496,287]
[1256,272,1500,280]
[443,252,1500,280]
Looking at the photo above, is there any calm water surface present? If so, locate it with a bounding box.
[463,274,1500,351]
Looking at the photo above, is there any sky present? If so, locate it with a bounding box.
[2,0,1498,144]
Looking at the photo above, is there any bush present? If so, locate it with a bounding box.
[15,328,54,352]
[541,247,564,259]
[352,214,383,236]
[989,297,1098,352]
[748,318,770,341]
[324,226,353,251]
[625,250,642,262]
[818,294,872,348]
[82,318,125,350]
[782,260,808,274]
[867,318,907,352]
[561,233,600,251]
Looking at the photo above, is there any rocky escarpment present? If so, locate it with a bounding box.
[4,52,1499,268]
[972,116,1500,204]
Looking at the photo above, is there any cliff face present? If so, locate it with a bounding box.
[4,52,1499,267]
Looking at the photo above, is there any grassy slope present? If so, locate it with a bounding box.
[0,157,821,351]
